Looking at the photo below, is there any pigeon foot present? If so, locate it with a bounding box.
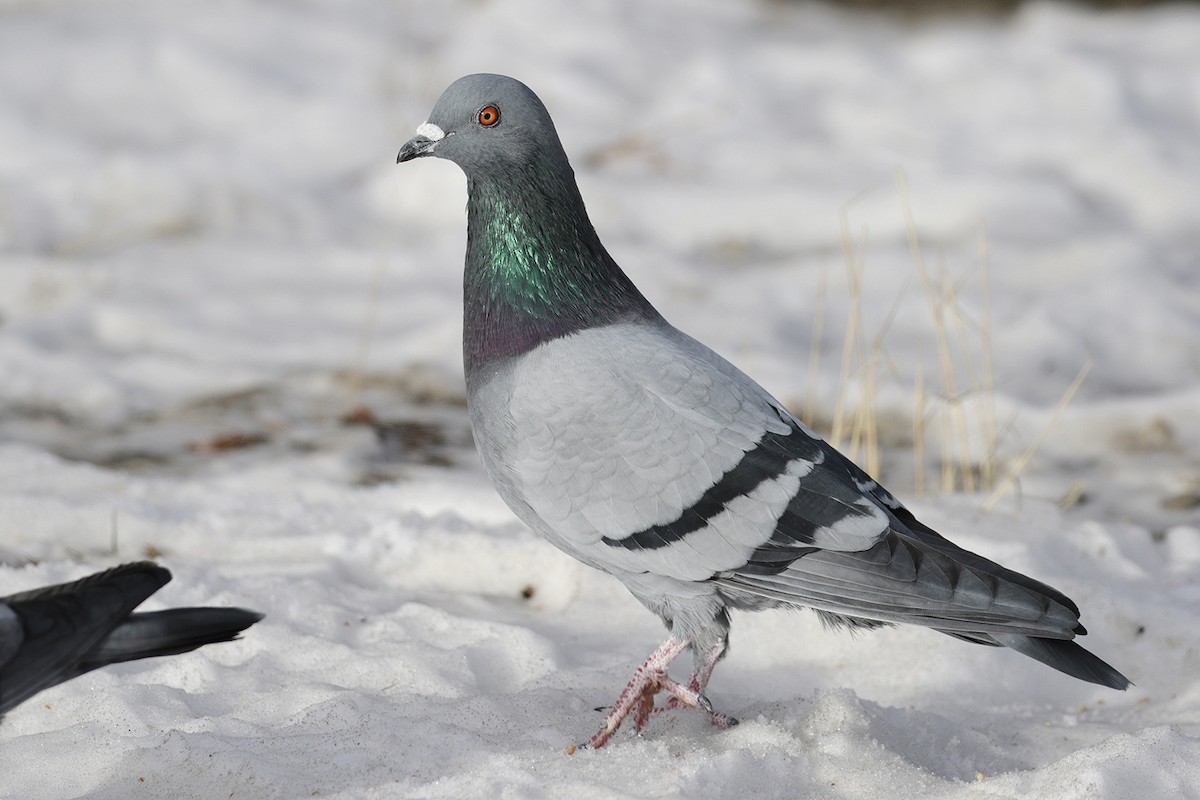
[586,637,734,748]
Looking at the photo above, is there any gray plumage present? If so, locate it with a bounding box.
[397,74,1130,746]
[0,561,262,717]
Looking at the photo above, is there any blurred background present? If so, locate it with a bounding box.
[1,0,1198,557]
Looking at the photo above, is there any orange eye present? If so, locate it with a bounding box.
[478,105,500,127]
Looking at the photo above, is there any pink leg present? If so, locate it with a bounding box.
[692,637,725,694]
[588,637,736,748]
[588,637,695,749]
[651,638,737,729]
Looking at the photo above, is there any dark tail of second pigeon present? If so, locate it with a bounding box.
[81,607,264,670]
[0,561,263,716]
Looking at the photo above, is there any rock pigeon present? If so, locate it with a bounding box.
[0,561,262,717]
[396,73,1130,748]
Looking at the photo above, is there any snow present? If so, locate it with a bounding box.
[1,0,1199,798]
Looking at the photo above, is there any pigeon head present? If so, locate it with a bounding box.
[397,73,568,179]
[397,74,658,372]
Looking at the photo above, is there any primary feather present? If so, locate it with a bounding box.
[397,73,1130,747]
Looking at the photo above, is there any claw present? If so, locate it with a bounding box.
[710,711,738,729]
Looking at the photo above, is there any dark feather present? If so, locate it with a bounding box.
[1,562,262,716]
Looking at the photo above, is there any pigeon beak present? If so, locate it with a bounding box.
[397,136,435,163]
[397,122,446,163]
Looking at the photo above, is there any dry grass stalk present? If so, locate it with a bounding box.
[802,261,829,429]
[831,202,867,451]
[895,168,1013,496]
[808,172,1083,504]
[975,223,999,489]
[913,367,927,497]
[982,354,1093,511]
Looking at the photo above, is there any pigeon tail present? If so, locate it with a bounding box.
[992,633,1132,690]
[81,607,264,669]
[0,561,263,716]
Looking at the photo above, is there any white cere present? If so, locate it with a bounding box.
[415,122,445,142]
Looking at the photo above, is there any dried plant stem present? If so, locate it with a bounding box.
[913,367,927,498]
[939,256,979,492]
[802,261,829,429]
[816,174,1074,505]
[898,170,964,491]
[831,203,867,450]
[976,223,999,490]
[983,355,1093,511]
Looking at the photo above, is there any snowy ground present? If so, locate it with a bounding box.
[1,1,1199,798]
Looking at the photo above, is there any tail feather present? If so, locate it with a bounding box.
[722,511,1133,691]
[1,562,263,716]
[82,607,264,668]
[991,633,1131,690]
[886,504,1084,621]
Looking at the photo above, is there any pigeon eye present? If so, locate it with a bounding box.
[478,105,500,127]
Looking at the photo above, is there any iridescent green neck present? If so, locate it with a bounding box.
[463,172,655,373]
[470,188,594,316]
